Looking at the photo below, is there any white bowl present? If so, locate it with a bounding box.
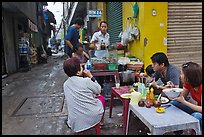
[162,88,183,98]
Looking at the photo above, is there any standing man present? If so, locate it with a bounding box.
[90,21,110,50]
[65,18,84,58]
[89,21,111,91]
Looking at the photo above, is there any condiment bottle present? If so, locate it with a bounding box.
[145,89,150,103]
[100,40,106,50]
[149,87,155,105]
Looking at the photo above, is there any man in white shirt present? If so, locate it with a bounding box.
[90,21,110,50]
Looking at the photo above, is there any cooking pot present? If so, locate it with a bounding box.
[119,70,136,83]
[118,64,127,72]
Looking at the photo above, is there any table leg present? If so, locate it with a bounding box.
[125,107,131,135]
[109,90,114,118]
[123,99,130,135]
[194,125,201,135]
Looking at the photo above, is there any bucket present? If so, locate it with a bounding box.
[103,83,115,97]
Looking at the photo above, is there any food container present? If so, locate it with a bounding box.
[119,70,136,83]
[162,88,183,98]
[127,63,143,71]
[93,63,107,70]
[108,63,117,70]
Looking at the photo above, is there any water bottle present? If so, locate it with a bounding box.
[85,60,91,70]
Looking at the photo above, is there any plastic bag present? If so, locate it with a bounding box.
[118,31,123,38]
[118,57,131,65]
[127,24,134,42]
[121,30,129,46]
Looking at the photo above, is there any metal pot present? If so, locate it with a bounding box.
[119,70,136,83]
[118,64,127,72]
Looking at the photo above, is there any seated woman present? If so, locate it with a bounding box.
[171,62,202,134]
[72,44,89,63]
[63,57,105,133]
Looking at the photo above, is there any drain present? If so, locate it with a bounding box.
[11,96,64,117]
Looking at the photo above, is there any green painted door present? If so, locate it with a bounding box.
[106,2,122,45]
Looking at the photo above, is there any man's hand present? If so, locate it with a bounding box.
[89,43,95,50]
[166,81,175,88]
[151,78,157,88]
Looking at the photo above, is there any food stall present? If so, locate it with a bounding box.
[89,49,119,97]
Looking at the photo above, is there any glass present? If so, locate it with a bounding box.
[115,78,120,89]
[115,83,120,89]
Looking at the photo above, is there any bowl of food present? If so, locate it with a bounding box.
[162,88,183,98]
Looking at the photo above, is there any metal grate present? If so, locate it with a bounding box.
[167,2,202,68]
[106,2,123,45]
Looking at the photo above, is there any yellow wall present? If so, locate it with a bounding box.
[123,2,167,69]
[96,2,167,69]
[123,2,145,61]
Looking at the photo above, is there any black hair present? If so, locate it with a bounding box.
[100,21,108,27]
[182,62,202,88]
[145,65,155,77]
[74,18,84,26]
[151,52,169,66]
[76,44,83,50]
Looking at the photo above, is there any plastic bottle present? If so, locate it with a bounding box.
[149,87,155,105]
[85,60,91,70]
[146,89,150,103]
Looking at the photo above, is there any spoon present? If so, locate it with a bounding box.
[157,94,162,101]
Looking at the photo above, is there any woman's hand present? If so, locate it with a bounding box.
[83,69,93,78]
[172,93,186,104]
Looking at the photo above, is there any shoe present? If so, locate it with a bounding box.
[174,130,183,135]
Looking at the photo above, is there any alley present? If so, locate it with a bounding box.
[1,53,127,135]
[2,53,193,135]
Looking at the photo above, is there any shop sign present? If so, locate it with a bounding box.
[88,10,102,18]
[28,19,38,32]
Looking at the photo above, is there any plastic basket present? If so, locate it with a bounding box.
[108,63,117,70]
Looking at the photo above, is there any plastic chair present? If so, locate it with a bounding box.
[77,122,101,135]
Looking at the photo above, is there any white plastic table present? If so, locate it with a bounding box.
[126,103,201,135]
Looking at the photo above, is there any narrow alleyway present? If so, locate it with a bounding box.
[2,52,190,135]
[2,52,127,135]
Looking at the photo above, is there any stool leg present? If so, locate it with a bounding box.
[95,123,101,135]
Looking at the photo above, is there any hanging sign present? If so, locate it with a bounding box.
[88,10,102,18]
[28,19,38,32]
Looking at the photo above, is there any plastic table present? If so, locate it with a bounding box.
[126,103,201,135]
[109,86,130,135]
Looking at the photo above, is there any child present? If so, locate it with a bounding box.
[72,44,89,63]
[145,64,164,86]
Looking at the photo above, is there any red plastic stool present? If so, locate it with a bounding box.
[77,122,101,135]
